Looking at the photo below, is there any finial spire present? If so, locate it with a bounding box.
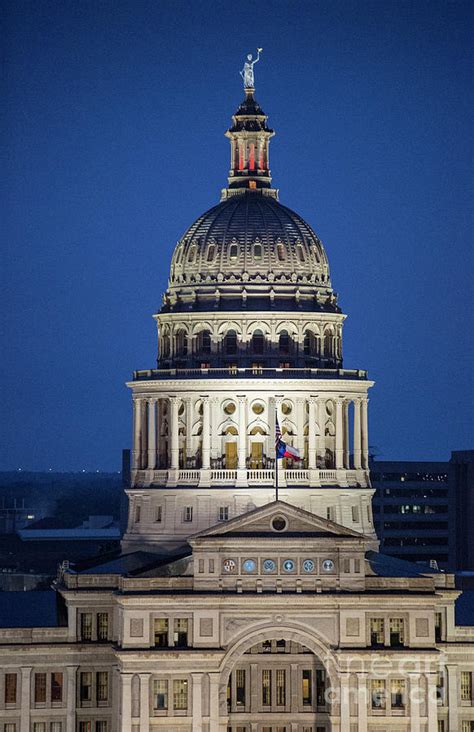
[240,48,263,89]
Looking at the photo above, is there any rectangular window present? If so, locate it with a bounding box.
[183,506,193,522]
[50,723,62,732]
[51,672,63,702]
[198,558,204,573]
[316,669,326,707]
[435,612,443,642]
[78,724,91,732]
[389,618,405,646]
[174,618,188,647]
[438,722,445,732]
[173,679,188,711]
[343,558,350,573]
[209,558,215,573]
[276,669,286,706]
[5,673,17,704]
[354,558,361,573]
[80,672,92,702]
[461,723,474,732]
[33,725,46,732]
[370,618,385,646]
[154,618,169,647]
[302,669,312,705]
[96,671,108,703]
[461,671,473,702]
[436,672,445,705]
[371,679,386,709]
[390,678,405,709]
[155,505,162,522]
[219,506,229,521]
[95,724,107,732]
[236,669,246,706]
[97,613,109,641]
[4,725,17,732]
[134,503,141,523]
[153,679,168,710]
[80,613,93,641]
[351,505,359,522]
[262,669,271,706]
[34,673,47,704]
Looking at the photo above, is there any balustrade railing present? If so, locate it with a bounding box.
[133,366,368,381]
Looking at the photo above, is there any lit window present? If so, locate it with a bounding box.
[173,679,188,711]
[153,679,168,710]
[302,669,312,705]
[97,613,109,641]
[461,671,472,701]
[262,670,271,706]
[236,669,246,706]
[96,671,108,703]
[370,618,385,646]
[371,679,386,709]
[154,618,169,648]
[249,143,255,170]
[174,618,188,647]
[390,678,405,709]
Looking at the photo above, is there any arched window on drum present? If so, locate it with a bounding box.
[224,330,238,355]
[251,329,265,355]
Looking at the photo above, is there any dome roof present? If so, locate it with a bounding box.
[163,190,338,314]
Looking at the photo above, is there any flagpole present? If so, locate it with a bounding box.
[275,445,279,502]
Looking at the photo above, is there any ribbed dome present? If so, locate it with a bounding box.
[163,190,337,313]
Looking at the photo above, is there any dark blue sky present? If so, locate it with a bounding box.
[1,0,472,470]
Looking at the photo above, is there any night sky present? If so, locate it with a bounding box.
[1,0,472,471]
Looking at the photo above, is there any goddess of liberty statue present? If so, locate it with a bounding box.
[240,48,262,89]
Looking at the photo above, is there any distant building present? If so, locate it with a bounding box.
[451,450,474,572]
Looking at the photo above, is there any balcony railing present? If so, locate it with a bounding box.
[133,366,368,381]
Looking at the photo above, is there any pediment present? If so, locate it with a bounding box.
[189,500,371,543]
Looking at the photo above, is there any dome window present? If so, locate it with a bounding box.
[312,244,321,264]
[229,244,239,261]
[197,330,211,354]
[297,245,305,263]
[206,244,216,262]
[279,330,290,354]
[251,329,265,355]
[175,247,183,265]
[253,243,262,260]
[277,243,285,261]
[224,330,238,355]
[175,330,188,357]
[188,246,196,264]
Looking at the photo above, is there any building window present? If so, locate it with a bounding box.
[80,613,93,641]
[173,679,188,711]
[276,669,286,706]
[279,330,290,354]
[302,669,312,705]
[206,244,215,262]
[461,671,473,702]
[174,618,189,647]
[134,504,141,523]
[183,506,193,522]
[371,679,386,709]
[96,671,108,703]
[370,618,385,647]
[33,725,46,732]
[389,618,405,647]
[51,672,63,702]
[326,506,335,521]
[435,612,443,642]
[97,613,109,641]
[262,670,271,706]
[80,672,92,703]
[209,558,215,573]
[219,506,229,521]
[154,618,169,647]
[316,669,326,707]
[4,725,17,732]
[34,672,47,704]
[78,724,91,732]
[50,723,63,732]
[236,669,246,706]
[155,505,163,523]
[153,679,168,710]
[253,242,262,259]
[354,559,361,573]
[390,679,405,709]
[5,673,17,704]
[95,724,107,732]
[229,244,238,260]
[224,330,238,355]
[436,672,445,705]
[351,505,359,522]
[252,329,265,354]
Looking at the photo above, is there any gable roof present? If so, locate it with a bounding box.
[189,500,373,542]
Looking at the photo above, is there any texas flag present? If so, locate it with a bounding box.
[275,413,301,461]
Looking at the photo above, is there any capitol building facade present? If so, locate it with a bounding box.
[0,78,473,732]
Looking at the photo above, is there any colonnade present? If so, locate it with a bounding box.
[131,394,370,474]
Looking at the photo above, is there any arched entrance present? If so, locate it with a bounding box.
[220,627,336,732]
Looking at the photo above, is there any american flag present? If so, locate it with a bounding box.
[275,412,282,449]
